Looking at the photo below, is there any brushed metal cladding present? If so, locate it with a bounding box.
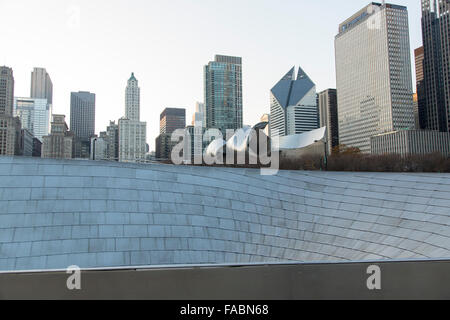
[0,156,449,271]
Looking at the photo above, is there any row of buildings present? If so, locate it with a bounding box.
[1,1,449,163]
[154,1,450,162]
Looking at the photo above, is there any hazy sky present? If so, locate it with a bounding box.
[0,0,423,151]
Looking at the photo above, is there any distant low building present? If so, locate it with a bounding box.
[41,114,74,159]
[371,130,450,156]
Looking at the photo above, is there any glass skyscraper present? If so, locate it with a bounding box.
[14,97,51,142]
[204,55,243,135]
[335,3,415,153]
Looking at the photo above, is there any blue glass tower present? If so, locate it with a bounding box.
[204,55,243,134]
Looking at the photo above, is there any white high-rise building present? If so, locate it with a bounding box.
[270,66,318,139]
[119,73,147,162]
[335,3,415,153]
[14,97,51,142]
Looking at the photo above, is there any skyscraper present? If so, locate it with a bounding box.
[421,0,449,132]
[30,68,53,105]
[0,66,21,156]
[70,91,96,140]
[70,91,95,158]
[125,73,140,121]
[270,66,318,138]
[204,55,243,134]
[414,46,426,129]
[0,66,14,117]
[119,73,147,162]
[335,3,415,153]
[14,97,51,141]
[155,108,186,160]
[318,89,339,155]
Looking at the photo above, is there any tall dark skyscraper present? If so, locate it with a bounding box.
[70,91,95,158]
[70,91,96,140]
[204,55,243,134]
[421,0,449,132]
[318,89,339,155]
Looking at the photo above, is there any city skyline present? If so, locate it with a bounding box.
[0,0,423,150]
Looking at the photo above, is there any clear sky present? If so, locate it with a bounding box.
[0,0,423,151]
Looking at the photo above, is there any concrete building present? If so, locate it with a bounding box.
[204,55,243,134]
[0,66,21,156]
[14,97,51,142]
[41,114,74,159]
[106,121,119,161]
[318,89,339,155]
[335,3,415,153]
[414,46,426,129]
[155,108,186,161]
[421,0,450,133]
[270,66,318,139]
[90,133,108,161]
[371,130,450,156]
[70,91,95,158]
[119,73,147,163]
[30,67,53,105]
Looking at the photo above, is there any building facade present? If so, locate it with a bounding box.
[106,121,119,161]
[70,91,95,158]
[204,55,243,134]
[0,66,21,156]
[14,97,51,142]
[270,66,318,139]
[318,89,339,155]
[335,3,415,153]
[414,47,426,129]
[371,130,450,156]
[90,132,108,161]
[119,73,147,163]
[41,114,74,159]
[30,67,53,105]
[20,129,33,157]
[421,0,450,132]
[70,91,96,141]
[159,108,186,135]
[32,138,42,157]
[155,108,186,161]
